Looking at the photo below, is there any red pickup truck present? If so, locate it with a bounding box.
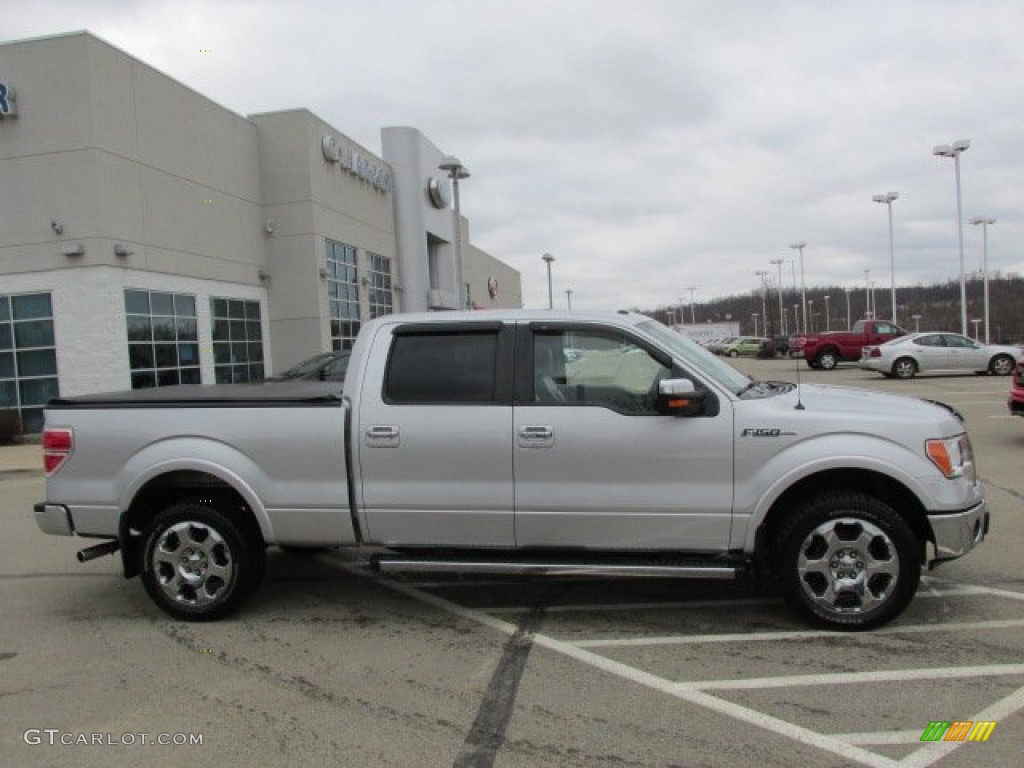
[800,319,905,370]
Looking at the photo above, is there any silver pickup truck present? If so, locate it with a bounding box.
[34,311,988,630]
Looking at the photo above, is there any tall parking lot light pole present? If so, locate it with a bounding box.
[864,269,872,319]
[790,242,807,334]
[933,140,971,335]
[872,191,899,323]
[755,270,769,335]
[770,258,785,335]
[824,295,831,332]
[969,216,996,343]
[542,253,555,309]
[565,288,573,311]
[844,286,851,330]
[438,156,470,308]
[687,286,698,324]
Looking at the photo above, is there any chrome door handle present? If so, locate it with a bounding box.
[518,426,553,440]
[367,426,399,439]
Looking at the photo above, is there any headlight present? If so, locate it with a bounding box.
[925,434,976,484]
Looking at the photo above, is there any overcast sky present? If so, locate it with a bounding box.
[6,0,1023,311]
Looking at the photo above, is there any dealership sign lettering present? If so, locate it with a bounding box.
[321,134,391,193]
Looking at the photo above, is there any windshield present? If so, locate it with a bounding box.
[637,320,752,395]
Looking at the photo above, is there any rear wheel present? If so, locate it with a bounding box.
[815,350,838,370]
[774,492,920,630]
[728,350,739,357]
[141,502,265,621]
[990,354,1015,376]
[892,357,917,379]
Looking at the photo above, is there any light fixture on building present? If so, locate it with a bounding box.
[51,220,64,235]
[113,243,133,258]
[258,269,270,281]
[319,267,328,279]
[264,218,277,235]
[61,242,85,257]
[360,276,370,287]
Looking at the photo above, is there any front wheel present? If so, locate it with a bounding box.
[774,492,920,631]
[990,354,1015,376]
[141,502,265,621]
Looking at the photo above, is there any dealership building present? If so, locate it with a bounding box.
[0,31,521,433]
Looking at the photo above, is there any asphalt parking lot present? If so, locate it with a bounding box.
[2,360,1022,767]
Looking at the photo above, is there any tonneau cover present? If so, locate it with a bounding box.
[47,381,343,409]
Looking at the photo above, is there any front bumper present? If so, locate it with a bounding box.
[34,502,74,536]
[1009,395,1024,416]
[928,500,988,565]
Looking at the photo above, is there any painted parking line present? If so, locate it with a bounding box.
[574,618,1024,648]
[365,569,1024,768]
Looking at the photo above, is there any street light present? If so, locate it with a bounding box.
[969,216,996,343]
[565,288,573,311]
[438,155,470,308]
[541,253,555,309]
[754,270,769,335]
[752,313,759,337]
[864,269,872,319]
[823,295,831,332]
[933,139,971,335]
[872,191,899,323]
[687,285,698,324]
[790,243,807,334]
[971,318,982,340]
[807,299,814,334]
[912,313,922,332]
[770,258,785,335]
[843,286,851,330]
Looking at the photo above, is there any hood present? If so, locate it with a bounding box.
[752,383,964,437]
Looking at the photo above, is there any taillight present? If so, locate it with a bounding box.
[871,348,881,358]
[43,427,73,475]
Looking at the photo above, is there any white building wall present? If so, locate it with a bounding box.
[2,267,269,396]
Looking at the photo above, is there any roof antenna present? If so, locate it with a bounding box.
[793,340,805,410]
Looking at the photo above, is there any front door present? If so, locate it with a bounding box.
[513,325,734,551]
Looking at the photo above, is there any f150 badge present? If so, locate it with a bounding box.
[741,428,796,437]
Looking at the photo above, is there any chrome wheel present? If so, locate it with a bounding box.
[796,518,898,615]
[151,521,234,607]
[990,355,1014,376]
[141,502,264,621]
[893,358,916,379]
[816,351,837,370]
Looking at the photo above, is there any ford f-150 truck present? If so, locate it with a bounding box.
[798,319,905,370]
[34,311,988,630]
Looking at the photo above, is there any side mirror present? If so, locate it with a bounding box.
[656,378,706,417]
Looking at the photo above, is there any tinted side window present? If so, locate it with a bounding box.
[385,333,498,403]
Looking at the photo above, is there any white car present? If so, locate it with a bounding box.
[860,332,1018,379]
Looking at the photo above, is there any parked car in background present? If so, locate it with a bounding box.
[802,320,905,370]
[859,332,1018,379]
[268,351,350,382]
[708,336,738,354]
[1009,357,1024,416]
[720,337,768,357]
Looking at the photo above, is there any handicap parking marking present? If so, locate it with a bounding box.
[373,571,1024,768]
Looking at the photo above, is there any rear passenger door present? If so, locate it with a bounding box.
[356,322,515,547]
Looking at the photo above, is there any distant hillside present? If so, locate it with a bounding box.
[641,275,1024,343]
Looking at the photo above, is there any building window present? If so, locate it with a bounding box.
[327,240,360,350]
[367,252,394,319]
[124,289,200,389]
[211,298,265,383]
[0,292,59,434]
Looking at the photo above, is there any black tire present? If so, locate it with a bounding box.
[806,359,820,370]
[815,349,838,370]
[774,492,920,631]
[989,354,1015,376]
[141,502,265,621]
[892,357,917,379]
[728,350,739,358]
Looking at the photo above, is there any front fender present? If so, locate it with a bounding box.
[732,432,975,551]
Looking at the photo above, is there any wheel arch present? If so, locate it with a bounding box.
[119,466,268,579]
[754,468,932,572]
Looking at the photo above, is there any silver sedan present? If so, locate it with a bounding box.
[859,332,1019,379]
